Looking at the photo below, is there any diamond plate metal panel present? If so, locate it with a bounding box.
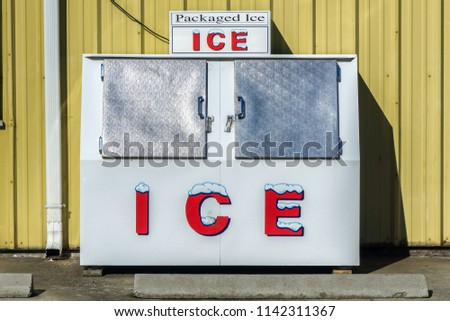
[102,59,207,158]
[235,60,340,158]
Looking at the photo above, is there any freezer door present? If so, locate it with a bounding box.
[234,59,340,158]
[102,59,207,158]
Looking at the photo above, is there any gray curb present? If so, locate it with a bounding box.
[134,274,429,299]
[0,273,34,298]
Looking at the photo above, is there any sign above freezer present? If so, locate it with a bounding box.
[170,11,271,54]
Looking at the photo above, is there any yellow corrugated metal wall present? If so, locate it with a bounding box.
[1,0,449,249]
[0,0,16,249]
[1,0,46,249]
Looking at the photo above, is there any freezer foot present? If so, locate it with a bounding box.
[82,267,104,277]
[332,268,353,274]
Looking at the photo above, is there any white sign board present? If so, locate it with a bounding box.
[170,11,271,54]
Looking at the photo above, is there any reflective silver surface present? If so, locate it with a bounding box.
[102,59,207,158]
[234,60,340,158]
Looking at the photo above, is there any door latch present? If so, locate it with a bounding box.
[206,116,214,133]
[224,115,235,132]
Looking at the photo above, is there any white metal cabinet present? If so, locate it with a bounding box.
[80,55,359,266]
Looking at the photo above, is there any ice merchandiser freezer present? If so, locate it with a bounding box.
[80,55,359,266]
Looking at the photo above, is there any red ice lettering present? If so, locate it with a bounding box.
[207,32,225,51]
[185,183,231,236]
[134,182,305,237]
[192,30,200,51]
[135,182,150,235]
[265,184,304,236]
[193,29,249,52]
[231,30,248,51]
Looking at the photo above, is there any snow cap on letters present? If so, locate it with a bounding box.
[135,182,149,193]
[189,182,228,196]
[264,183,303,194]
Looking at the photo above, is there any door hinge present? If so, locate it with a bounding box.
[100,63,105,81]
[99,136,103,154]
[337,64,342,83]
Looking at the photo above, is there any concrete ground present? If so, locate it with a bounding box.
[0,251,449,300]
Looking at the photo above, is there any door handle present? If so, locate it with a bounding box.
[237,96,246,119]
[198,96,205,119]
